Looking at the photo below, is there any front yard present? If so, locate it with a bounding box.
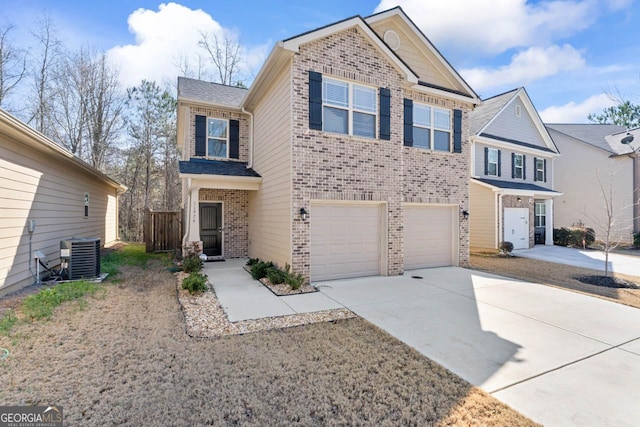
[0,246,538,426]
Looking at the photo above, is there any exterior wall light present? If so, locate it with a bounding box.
[462,210,469,219]
[300,207,308,221]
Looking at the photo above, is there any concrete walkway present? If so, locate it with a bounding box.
[515,245,640,277]
[202,259,342,322]
[319,267,640,427]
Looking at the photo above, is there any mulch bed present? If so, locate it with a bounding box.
[242,265,317,295]
[577,275,640,289]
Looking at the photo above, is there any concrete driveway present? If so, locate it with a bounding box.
[318,267,640,426]
[515,245,640,277]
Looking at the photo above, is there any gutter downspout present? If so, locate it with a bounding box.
[242,107,254,168]
[498,192,504,248]
[182,178,192,250]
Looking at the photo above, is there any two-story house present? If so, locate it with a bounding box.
[469,88,560,250]
[177,7,480,283]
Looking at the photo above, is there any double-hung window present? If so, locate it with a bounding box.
[535,158,545,182]
[323,78,376,138]
[513,153,524,179]
[412,103,451,151]
[535,202,546,227]
[487,148,499,176]
[207,118,228,158]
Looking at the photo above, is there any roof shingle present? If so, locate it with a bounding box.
[179,158,261,177]
[177,77,248,108]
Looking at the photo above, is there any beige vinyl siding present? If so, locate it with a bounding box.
[484,98,548,150]
[248,66,292,267]
[0,136,117,295]
[469,182,497,249]
[552,131,634,243]
[368,20,462,93]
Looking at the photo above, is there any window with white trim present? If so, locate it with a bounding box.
[535,202,546,227]
[487,148,498,176]
[413,103,451,151]
[207,118,228,158]
[513,153,524,179]
[535,158,545,181]
[323,78,376,138]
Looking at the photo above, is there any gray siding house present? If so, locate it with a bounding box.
[469,88,561,250]
[177,7,481,283]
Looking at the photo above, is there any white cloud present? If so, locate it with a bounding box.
[460,45,585,92]
[107,2,265,89]
[375,0,597,54]
[539,93,616,123]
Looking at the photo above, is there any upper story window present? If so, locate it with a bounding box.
[535,158,546,182]
[486,148,499,176]
[413,103,451,151]
[207,118,228,158]
[323,78,377,138]
[513,153,525,179]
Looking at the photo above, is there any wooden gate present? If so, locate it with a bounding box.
[144,209,183,253]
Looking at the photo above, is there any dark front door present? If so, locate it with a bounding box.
[200,203,222,257]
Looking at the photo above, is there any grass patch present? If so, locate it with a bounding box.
[102,243,169,278]
[0,310,17,336]
[21,280,102,321]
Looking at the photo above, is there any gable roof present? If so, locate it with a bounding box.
[546,124,628,155]
[0,109,125,191]
[471,87,558,154]
[178,77,248,108]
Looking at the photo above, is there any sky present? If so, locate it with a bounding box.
[1,0,639,123]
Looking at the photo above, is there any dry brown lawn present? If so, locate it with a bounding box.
[0,260,538,426]
[471,252,640,309]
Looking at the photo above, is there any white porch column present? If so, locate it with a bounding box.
[545,198,554,245]
[187,187,201,242]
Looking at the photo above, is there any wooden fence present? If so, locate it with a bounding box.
[144,209,183,253]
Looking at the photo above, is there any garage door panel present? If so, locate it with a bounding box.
[404,205,455,270]
[311,204,382,281]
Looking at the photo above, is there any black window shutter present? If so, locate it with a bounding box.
[533,157,538,181]
[308,71,322,130]
[544,159,547,182]
[498,150,502,177]
[484,147,489,175]
[511,153,515,178]
[523,154,527,180]
[229,119,240,159]
[379,87,391,140]
[403,98,413,147]
[195,115,206,156]
[453,109,462,153]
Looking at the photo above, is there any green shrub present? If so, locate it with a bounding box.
[182,255,203,273]
[285,272,305,290]
[499,241,514,255]
[635,232,640,249]
[266,267,287,284]
[251,261,274,280]
[554,227,595,247]
[554,228,571,246]
[246,258,260,266]
[181,272,208,294]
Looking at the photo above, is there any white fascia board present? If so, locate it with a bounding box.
[178,98,243,112]
[476,89,520,136]
[517,89,559,153]
[472,135,560,157]
[281,17,418,84]
[410,84,477,105]
[180,174,262,191]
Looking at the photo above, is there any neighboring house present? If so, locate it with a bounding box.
[469,88,561,250]
[0,109,125,296]
[547,123,638,244]
[177,7,480,283]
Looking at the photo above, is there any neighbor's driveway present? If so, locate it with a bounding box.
[318,267,640,427]
[515,245,640,277]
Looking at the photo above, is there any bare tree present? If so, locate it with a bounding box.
[0,24,28,109]
[198,31,242,85]
[175,51,207,80]
[29,15,62,134]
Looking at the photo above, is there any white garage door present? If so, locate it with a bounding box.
[504,208,529,250]
[404,205,455,270]
[310,203,382,281]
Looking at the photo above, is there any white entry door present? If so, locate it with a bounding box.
[504,208,529,250]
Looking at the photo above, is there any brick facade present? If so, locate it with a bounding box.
[290,27,473,280]
[187,106,250,162]
[199,189,249,258]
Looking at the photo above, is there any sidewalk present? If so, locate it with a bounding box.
[202,259,343,322]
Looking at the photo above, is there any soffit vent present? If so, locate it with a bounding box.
[383,30,401,51]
